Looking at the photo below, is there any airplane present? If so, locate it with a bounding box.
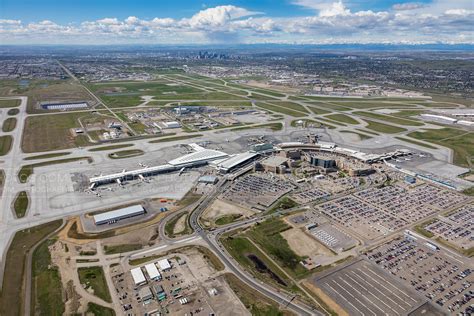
[179,167,186,176]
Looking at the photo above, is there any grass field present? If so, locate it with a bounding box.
[22,112,99,152]
[2,117,17,132]
[13,191,29,218]
[108,149,144,159]
[230,122,283,132]
[246,218,308,279]
[215,214,242,226]
[0,220,62,316]
[7,108,20,116]
[86,302,115,316]
[179,101,252,107]
[307,101,352,111]
[77,267,112,302]
[394,137,438,149]
[0,135,13,156]
[223,273,290,316]
[363,119,407,134]
[31,238,64,316]
[307,106,331,115]
[256,102,304,117]
[89,144,134,152]
[18,156,92,183]
[148,134,202,144]
[165,212,193,238]
[270,101,309,113]
[353,111,424,126]
[408,128,474,167]
[25,81,96,114]
[330,100,420,109]
[103,244,143,254]
[0,99,20,108]
[340,130,373,140]
[325,114,359,125]
[24,152,71,160]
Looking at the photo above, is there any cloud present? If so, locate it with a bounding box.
[0,3,473,44]
[392,2,425,11]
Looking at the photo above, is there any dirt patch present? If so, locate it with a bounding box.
[280,227,333,258]
[302,281,349,316]
[173,213,187,235]
[202,199,255,224]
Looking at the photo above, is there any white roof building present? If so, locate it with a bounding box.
[131,267,146,286]
[168,149,228,167]
[93,205,145,225]
[157,259,171,271]
[144,263,161,280]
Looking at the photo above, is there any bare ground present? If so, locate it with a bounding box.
[280,228,333,258]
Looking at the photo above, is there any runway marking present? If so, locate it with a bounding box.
[327,283,365,316]
[348,271,404,312]
[362,267,418,304]
[338,277,386,316]
[326,280,365,316]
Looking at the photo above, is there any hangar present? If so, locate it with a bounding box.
[93,205,145,225]
[131,267,147,286]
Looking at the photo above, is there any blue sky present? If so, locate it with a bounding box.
[0,0,472,44]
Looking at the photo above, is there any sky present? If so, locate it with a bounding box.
[0,0,472,45]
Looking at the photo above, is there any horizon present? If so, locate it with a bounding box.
[1,0,473,45]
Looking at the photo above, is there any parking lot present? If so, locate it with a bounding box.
[366,236,473,315]
[424,203,473,250]
[313,259,426,316]
[353,184,469,224]
[221,173,296,210]
[316,195,407,240]
[291,187,330,204]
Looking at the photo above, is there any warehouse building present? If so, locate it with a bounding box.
[93,205,145,225]
[157,259,172,271]
[145,263,161,281]
[41,101,89,110]
[138,286,154,301]
[131,267,147,286]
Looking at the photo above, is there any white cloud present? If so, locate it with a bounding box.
[0,3,473,44]
[392,2,425,11]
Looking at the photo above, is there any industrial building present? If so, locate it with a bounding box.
[258,156,288,174]
[41,101,89,110]
[131,267,147,286]
[198,175,218,184]
[215,151,259,173]
[163,121,181,128]
[93,205,145,225]
[138,286,154,301]
[157,259,171,271]
[145,263,161,281]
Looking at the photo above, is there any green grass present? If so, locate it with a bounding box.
[463,187,474,196]
[179,101,252,107]
[223,273,289,316]
[325,114,359,125]
[256,102,305,117]
[103,244,143,254]
[222,235,292,288]
[408,128,474,167]
[414,224,435,238]
[356,128,379,135]
[363,120,407,134]
[18,156,93,183]
[108,149,144,159]
[88,144,134,152]
[331,101,419,109]
[165,212,193,238]
[249,88,286,98]
[0,135,13,156]
[290,119,323,128]
[246,218,308,279]
[395,137,438,149]
[24,152,71,160]
[353,111,424,126]
[2,117,17,132]
[307,106,331,115]
[31,238,64,316]
[340,130,372,140]
[21,112,100,152]
[0,99,20,108]
[7,108,19,116]
[86,302,116,316]
[268,197,299,214]
[148,134,202,144]
[314,117,346,126]
[0,220,62,316]
[270,101,309,113]
[77,267,112,302]
[13,191,29,218]
[230,122,283,132]
[307,101,352,111]
[215,214,242,226]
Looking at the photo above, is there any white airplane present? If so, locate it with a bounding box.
[179,167,185,176]
[116,178,122,185]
